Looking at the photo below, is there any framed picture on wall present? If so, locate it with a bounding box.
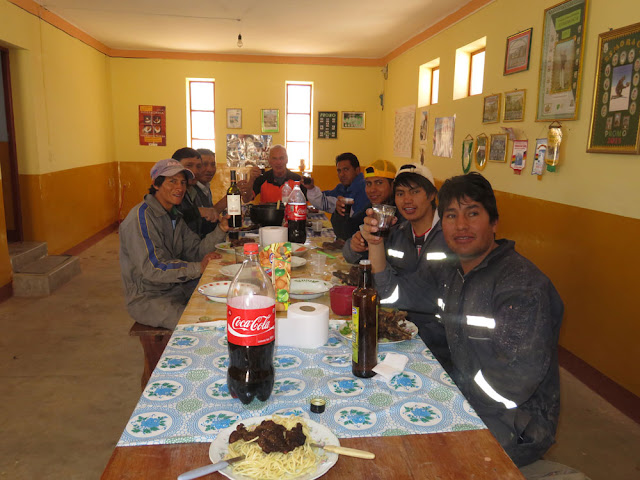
[489,133,508,162]
[341,111,365,129]
[504,89,526,122]
[483,94,501,123]
[261,109,279,133]
[226,108,242,129]
[587,22,640,154]
[536,0,588,121]
[475,133,488,170]
[504,28,533,75]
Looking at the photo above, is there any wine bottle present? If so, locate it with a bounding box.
[352,260,378,378]
[227,170,242,229]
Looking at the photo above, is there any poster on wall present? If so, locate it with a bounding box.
[139,105,166,146]
[433,116,455,158]
[318,111,338,139]
[393,105,416,158]
[536,0,588,121]
[226,134,273,168]
[587,22,640,154]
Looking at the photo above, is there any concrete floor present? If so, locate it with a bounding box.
[0,232,638,479]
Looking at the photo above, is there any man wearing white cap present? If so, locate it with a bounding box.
[362,162,452,367]
[119,159,229,329]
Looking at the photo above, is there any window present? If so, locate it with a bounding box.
[187,79,215,151]
[468,48,485,96]
[431,67,440,104]
[418,59,439,107]
[285,82,313,171]
[453,37,486,100]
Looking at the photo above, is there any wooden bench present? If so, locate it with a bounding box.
[129,322,172,390]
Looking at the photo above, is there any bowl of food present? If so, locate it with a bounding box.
[329,285,356,316]
[248,203,285,226]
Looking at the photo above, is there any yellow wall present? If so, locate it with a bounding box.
[381,0,640,395]
[0,0,117,258]
[110,59,382,169]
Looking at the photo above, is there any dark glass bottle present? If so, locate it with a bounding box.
[352,260,378,378]
[227,170,242,229]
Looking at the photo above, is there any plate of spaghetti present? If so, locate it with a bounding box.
[209,415,339,480]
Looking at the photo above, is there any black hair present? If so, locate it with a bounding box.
[196,148,215,157]
[148,176,165,195]
[394,171,437,210]
[335,152,359,169]
[172,147,201,161]
[437,172,499,223]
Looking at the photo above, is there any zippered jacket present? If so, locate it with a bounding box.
[442,239,563,467]
[119,194,226,328]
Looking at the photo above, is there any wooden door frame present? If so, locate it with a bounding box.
[0,46,23,242]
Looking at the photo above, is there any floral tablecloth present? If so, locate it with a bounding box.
[118,322,485,446]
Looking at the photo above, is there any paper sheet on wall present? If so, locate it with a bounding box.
[393,105,416,158]
[433,116,456,158]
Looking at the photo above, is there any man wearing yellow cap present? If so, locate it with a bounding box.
[342,160,397,264]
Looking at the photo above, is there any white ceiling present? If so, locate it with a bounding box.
[34,0,476,58]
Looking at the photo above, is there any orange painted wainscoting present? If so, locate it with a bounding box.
[19,163,119,255]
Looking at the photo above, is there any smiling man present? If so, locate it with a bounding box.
[250,145,306,203]
[362,163,451,365]
[437,172,563,469]
[306,152,368,240]
[119,159,228,329]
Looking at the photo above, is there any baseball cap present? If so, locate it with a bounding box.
[364,160,397,179]
[150,159,194,181]
[395,162,435,187]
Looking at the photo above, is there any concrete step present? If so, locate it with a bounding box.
[12,255,81,297]
[8,241,48,271]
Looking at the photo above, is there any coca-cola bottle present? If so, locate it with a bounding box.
[352,259,378,378]
[287,181,307,243]
[226,243,276,404]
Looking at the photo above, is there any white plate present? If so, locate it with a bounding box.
[216,242,235,254]
[290,243,307,256]
[220,264,242,277]
[338,319,419,344]
[197,281,231,302]
[209,415,339,480]
[290,278,332,300]
[291,256,307,268]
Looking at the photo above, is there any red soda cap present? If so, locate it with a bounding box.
[243,243,259,254]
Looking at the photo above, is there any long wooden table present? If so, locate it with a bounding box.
[103,234,524,479]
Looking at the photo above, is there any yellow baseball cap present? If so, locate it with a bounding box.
[364,160,397,179]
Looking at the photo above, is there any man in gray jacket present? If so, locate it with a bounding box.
[438,172,563,468]
[120,159,228,329]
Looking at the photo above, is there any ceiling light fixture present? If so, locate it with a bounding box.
[237,33,243,48]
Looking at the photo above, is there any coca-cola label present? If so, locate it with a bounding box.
[227,304,276,346]
[287,203,307,221]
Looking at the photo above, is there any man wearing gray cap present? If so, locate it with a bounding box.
[119,159,229,329]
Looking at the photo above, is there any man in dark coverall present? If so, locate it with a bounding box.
[437,173,564,470]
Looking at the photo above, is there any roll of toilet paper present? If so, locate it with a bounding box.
[275,302,329,348]
[260,226,288,247]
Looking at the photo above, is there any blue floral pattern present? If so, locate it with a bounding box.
[387,372,422,392]
[158,355,192,371]
[274,354,302,369]
[328,377,364,396]
[117,324,484,447]
[400,402,443,427]
[334,407,377,430]
[196,411,240,434]
[143,380,184,401]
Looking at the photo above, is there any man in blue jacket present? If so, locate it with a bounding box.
[305,152,368,239]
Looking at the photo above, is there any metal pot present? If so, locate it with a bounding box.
[248,203,285,226]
